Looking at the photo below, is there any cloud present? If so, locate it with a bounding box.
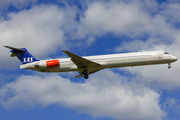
[166,0,180,4]
[112,1,180,90]
[160,3,180,24]
[115,33,180,90]
[0,70,164,120]
[114,38,157,52]
[163,98,180,119]
[0,4,77,69]
[0,0,38,10]
[2,1,179,69]
[1,1,180,119]
[71,0,180,55]
[91,1,179,90]
[119,56,180,90]
[75,0,169,39]
[112,1,180,53]
[164,98,180,110]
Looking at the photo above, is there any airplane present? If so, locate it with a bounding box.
[4,46,178,79]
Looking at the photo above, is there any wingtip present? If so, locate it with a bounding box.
[62,50,66,52]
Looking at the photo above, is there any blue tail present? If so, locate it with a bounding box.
[4,46,40,64]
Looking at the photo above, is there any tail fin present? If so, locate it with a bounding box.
[4,46,40,64]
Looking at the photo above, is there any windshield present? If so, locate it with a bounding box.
[164,51,169,54]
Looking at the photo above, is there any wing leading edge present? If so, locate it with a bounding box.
[62,50,102,78]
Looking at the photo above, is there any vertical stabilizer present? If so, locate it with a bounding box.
[4,46,40,64]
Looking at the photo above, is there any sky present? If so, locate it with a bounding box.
[0,0,180,120]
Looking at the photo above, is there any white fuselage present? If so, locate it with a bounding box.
[20,51,177,72]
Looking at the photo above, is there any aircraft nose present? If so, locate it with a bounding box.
[171,55,178,61]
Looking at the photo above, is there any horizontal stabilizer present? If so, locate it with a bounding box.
[4,46,26,52]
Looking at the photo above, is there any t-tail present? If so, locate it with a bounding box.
[4,46,40,64]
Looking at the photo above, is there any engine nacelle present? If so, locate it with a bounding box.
[38,59,59,68]
[46,59,59,68]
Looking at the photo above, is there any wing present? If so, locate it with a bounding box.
[62,50,102,69]
[62,50,102,78]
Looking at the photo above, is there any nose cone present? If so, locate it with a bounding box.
[171,55,178,62]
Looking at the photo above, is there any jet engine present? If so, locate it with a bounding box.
[38,59,59,68]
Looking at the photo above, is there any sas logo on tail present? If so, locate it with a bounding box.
[23,57,34,63]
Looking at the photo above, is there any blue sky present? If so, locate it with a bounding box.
[0,0,180,120]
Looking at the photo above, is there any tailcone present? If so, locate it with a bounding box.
[20,63,35,69]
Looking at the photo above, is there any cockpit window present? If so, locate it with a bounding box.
[164,51,169,54]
